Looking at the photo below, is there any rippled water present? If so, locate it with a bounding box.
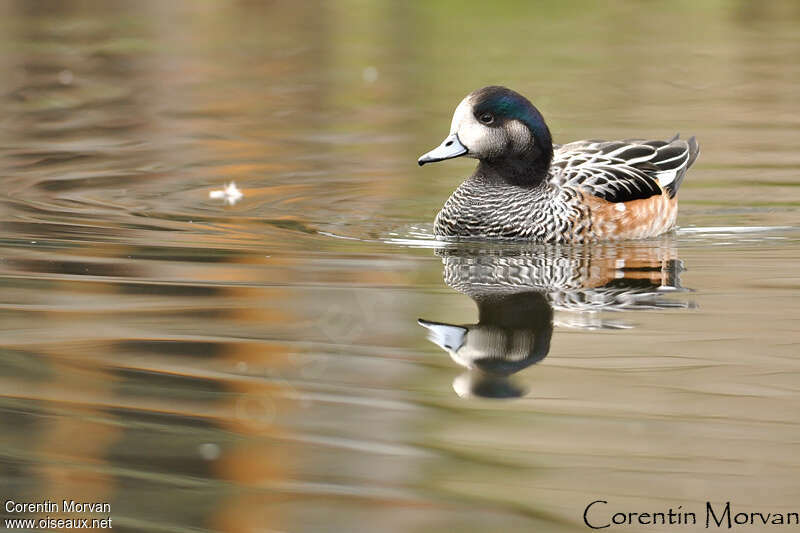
[1,2,800,532]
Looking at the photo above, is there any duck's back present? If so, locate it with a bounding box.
[550,135,699,201]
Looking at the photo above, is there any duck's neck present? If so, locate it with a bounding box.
[475,145,553,187]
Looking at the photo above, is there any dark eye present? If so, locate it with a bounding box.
[479,113,494,125]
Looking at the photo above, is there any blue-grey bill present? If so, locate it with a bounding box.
[418,318,466,352]
[418,133,467,166]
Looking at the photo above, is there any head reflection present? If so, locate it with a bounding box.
[419,241,693,399]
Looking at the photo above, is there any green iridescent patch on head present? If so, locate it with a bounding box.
[480,95,523,117]
[472,86,551,146]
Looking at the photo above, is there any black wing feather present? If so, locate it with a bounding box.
[550,135,700,201]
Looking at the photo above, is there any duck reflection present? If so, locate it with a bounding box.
[419,240,693,399]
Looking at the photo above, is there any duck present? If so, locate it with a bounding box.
[418,86,700,243]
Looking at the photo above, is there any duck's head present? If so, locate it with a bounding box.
[418,86,553,183]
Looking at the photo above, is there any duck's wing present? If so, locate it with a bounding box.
[550,135,699,201]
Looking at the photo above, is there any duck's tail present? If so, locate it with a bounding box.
[658,134,699,198]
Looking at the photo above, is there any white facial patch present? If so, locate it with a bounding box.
[449,96,488,157]
[449,96,473,135]
[447,93,531,159]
